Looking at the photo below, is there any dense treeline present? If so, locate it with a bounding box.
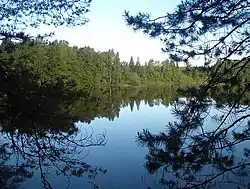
[0,39,205,96]
[1,39,250,104]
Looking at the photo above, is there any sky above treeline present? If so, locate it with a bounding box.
[27,0,198,64]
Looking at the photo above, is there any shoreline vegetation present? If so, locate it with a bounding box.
[1,39,249,108]
[0,39,206,95]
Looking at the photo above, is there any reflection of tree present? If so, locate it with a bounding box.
[125,0,250,187]
[0,125,106,189]
[0,89,107,189]
[137,89,250,189]
[71,86,180,122]
[0,142,33,189]
[0,81,187,188]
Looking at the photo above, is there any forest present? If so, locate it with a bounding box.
[1,0,250,189]
[1,36,250,121]
[0,39,206,98]
[1,38,249,102]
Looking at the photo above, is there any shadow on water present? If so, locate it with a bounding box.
[137,87,250,189]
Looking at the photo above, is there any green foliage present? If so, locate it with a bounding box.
[0,40,204,97]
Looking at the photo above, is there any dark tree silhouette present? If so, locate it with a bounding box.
[124,0,250,64]
[126,4,250,187]
[0,0,92,40]
[0,87,107,189]
[137,94,250,189]
[124,0,250,98]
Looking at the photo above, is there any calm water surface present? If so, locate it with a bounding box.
[21,102,173,189]
[20,100,250,189]
[1,87,250,189]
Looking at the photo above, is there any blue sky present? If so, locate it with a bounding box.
[28,0,182,63]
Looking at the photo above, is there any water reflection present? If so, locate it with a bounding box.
[0,87,108,189]
[1,84,250,189]
[137,88,250,189]
[0,85,180,189]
